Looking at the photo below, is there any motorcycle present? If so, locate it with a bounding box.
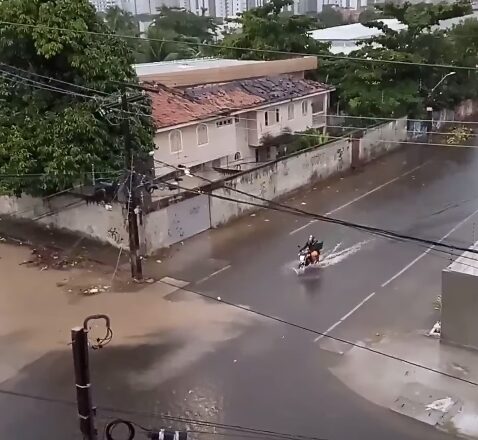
[298,249,310,270]
[296,241,323,274]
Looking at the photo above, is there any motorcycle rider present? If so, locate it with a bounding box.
[299,235,322,264]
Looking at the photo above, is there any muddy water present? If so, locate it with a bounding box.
[0,242,258,388]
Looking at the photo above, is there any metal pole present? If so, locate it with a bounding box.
[426,105,433,142]
[121,90,143,281]
[71,327,97,440]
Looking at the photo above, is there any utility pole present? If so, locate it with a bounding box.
[121,89,143,281]
[71,315,112,440]
[71,326,97,440]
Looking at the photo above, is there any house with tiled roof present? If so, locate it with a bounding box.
[140,58,334,176]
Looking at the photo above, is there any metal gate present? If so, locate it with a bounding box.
[164,194,211,247]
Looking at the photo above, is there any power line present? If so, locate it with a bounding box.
[157,277,478,388]
[0,69,100,100]
[152,159,478,258]
[0,20,475,71]
[0,62,110,96]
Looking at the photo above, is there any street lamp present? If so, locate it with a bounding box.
[426,71,456,137]
[430,71,456,95]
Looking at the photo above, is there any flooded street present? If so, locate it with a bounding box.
[2,144,478,439]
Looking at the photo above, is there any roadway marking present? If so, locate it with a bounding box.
[289,162,429,236]
[196,264,232,284]
[314,206,478,343]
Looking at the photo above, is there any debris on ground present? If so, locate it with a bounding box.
[425,397,454,413]
[428,321,441,338]
[82,285,111,296]
[19,247,85,270]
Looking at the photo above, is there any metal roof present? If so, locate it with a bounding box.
[309,19,406,42]
[133,58,263,77]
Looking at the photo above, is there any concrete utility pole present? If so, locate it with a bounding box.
[121,89,143,281]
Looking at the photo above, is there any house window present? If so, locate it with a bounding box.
[169,129,182,153]
[288,103,294,120]
[216,118,233,127]
[312,96,325,114]
[197,124,208,146]
[302,100,309,116]
[234,152,241,161]
[265,109,279,126]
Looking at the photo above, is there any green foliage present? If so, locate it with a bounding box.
[220,0,329,60]
[358,7,381,24]
[106,7,218,63]
[263,128,329,157]
[153,6,217,43]
[0,0,154,196]
[320,0,474,117]
[317,6,345,28]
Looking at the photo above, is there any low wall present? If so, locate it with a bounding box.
[210,138,351,227]
[143,193,211,250]
[0,118,408,254]
[209,118,407,228]
[0,194,127,248]
[359,118,407,162]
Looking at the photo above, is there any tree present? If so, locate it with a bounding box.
[152,7,217,43]
[358,7,380,24]
[145,27,201,61]
[317,6,345,28]
[101,6,151,62]
[0,0,154,196]
[320,0,472,118]
[220,0,329,60]
[103,6,139,36]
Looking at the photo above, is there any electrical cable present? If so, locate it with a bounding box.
[0,19,476,72]
[0,62,110,96]
[151,159,478,258]
[156,276,478,388]
[0,69,99,99]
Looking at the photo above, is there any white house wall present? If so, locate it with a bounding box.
[253,98,314,146]
[154,120,237,173]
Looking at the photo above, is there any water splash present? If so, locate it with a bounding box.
[319,240,371,268]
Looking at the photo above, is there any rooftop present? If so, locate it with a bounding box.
[310,12,478,54]
[133,58,263,77]
[309,19,406,42]
[146,76,332,129]
[133,56,318,87]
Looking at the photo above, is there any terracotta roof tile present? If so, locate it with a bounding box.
[146,76,331,129]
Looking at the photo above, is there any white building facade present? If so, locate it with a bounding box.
[153,92,329,172]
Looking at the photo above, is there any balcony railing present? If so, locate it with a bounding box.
[312,112,326,128]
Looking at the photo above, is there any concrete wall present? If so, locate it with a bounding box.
[441,269,478,350]
[359,118,407,162]
[0,195,127,248]
[0,117,408,254]
[209,137,351,227]
[209,118,407,227]
[143,194,211,249]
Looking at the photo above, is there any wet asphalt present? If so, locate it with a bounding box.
[3,143,478,439]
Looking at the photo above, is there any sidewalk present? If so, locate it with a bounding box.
[329,331,478,438]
